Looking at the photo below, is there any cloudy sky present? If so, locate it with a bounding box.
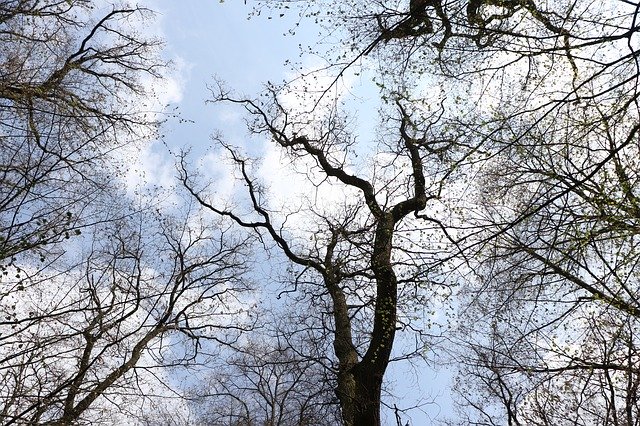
[135,1,455,422]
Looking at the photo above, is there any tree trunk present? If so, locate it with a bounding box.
[334,215,399,426]
[352,370,384,426]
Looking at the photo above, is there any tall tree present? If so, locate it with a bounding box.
[250,0,640,423]
[451,62,640,425]
[181,87,455,424]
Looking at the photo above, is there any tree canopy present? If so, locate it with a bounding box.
[2,0,640,424]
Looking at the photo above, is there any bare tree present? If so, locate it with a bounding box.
[6,0,624,423]
[0,2,260,424]
[0,0,163,267]
[191,329,340,426]
[448,75,640,424]
[180,78,459,424]
[0,196,254,425]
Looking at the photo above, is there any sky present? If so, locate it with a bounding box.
[134,1,456,423]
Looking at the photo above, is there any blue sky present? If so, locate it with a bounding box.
[138,1,456,423]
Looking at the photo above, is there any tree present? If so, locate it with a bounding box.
[191,329,340,426]
[251,0,640,423]
[180,84,455,424]
[450,69,640,424]
[421,2,640,423]
[0,2,258,424]
[0,0,162,267]
[330,0,640,423]
[0,196,254,424]
[6,0,635,423]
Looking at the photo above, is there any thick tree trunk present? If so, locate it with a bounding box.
[332,215,399,426]
[336,368,386,426]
